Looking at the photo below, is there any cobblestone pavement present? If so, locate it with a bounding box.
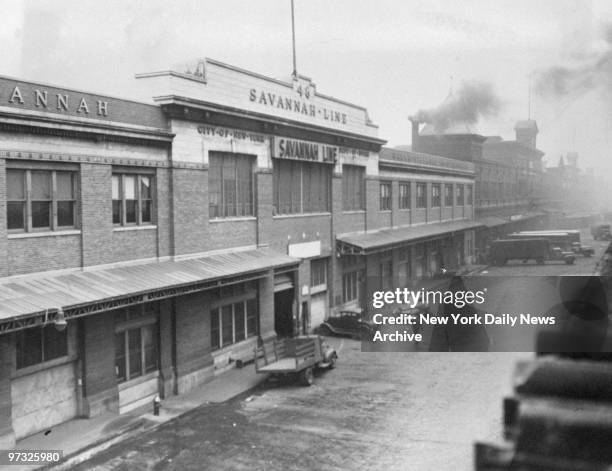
[73,339,526,471]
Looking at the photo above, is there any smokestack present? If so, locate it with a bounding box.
[410,117,420,152]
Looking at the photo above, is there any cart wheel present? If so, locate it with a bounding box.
[299,367,314,386]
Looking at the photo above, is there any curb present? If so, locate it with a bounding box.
[45,375,268,470]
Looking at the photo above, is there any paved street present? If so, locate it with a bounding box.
[74,340,526,471]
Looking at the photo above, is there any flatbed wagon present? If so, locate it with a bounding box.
[254,335,337,386]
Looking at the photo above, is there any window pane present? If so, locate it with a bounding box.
[7,202,25,230]
[112,175,120,200]
[56,172,74,200]
[115,332,126,382]
[57,201,74,227]
[234,302,246,342]
[113,200,121,224]
[246,299,257,337]
[209,155,222,218]
[43,325,68,361]
[211,308,220,349]
[31,171,51,199]
[222,305,233,345]
[222,156,237,217]
[124,176,137,223]
[143,325,157,373]
[16,328,43,369]
[7,170,25,199]
[32,201,51,228]
[141,201,151,223]
[123,175,136,199]
[140,176,151,199]
[127,328,142,379]
[125,200,137,224]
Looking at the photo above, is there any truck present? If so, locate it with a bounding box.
[591,223,612,241]
[254,335,337,386]
[509,231,594,257]
[489,238,576,266]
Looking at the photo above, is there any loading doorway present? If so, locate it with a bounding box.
[274,289,294,337]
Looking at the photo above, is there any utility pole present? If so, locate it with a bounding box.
[291,0,297,78]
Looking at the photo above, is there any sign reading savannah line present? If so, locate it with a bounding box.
[272,137,338,163]
[249,88,348,125]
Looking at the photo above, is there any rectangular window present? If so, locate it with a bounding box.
[112,172,155,226]
[416,183,426,208]
[342,165,365,210]
[311,258,327,287]
[342,271,359,303]
[16,325,68,369]
[7,168,77,232]
[380,258,393,291]
[467,185,473,205]
[431,184,441,208]
[114,304,158,383]
[415,244,426,279]
[444,184,453,207]
[209,152,255,218]
[398,247,411,288]
[399,183,410,210]
[456,184,465,206]
[210,296,258,350]
[379,182,391,211]
[273,159,331,214]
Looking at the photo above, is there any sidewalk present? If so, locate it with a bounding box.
[5,366,267,471]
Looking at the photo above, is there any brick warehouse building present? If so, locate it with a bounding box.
[0,59,479,446]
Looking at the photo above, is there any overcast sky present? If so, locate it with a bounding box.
[2,0,612,172]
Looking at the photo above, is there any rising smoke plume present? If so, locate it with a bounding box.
[413,81,501,133]
[535,23,612,99]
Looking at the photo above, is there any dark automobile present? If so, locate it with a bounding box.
[318,308,375,339]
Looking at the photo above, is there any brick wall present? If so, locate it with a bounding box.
[81,163,114,267]
[208,220,257,251]
[111,229,158,263]
[82,313,119,417]
[365,178,380,231]
[0,334,15,448]
[156,167,172,258]
[255,171,273,247]
[259,273,275,339]
[158,299,174,398]
[170,168,209,256]
[8,234,81,276]
[174,292,213,393]
[0,159,6,277]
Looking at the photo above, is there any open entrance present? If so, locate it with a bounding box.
[274,274,295,337]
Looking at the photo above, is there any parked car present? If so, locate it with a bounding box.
[318,308,375,340]
[591,223,612,241]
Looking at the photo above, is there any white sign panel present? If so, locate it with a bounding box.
[288,240,321,259]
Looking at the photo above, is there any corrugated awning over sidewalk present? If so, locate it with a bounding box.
[477,216,510,228]
[0,247,298,334]
[336,219,484,255]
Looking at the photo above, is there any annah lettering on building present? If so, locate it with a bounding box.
[5,85,109,117]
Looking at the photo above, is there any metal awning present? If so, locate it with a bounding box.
[478,216,510,228]
[0,247,298,333]
[336,220,484,255]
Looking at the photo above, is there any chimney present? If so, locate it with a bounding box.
[410,118,420,152]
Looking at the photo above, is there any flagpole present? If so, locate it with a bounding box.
[291,0,297,78]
